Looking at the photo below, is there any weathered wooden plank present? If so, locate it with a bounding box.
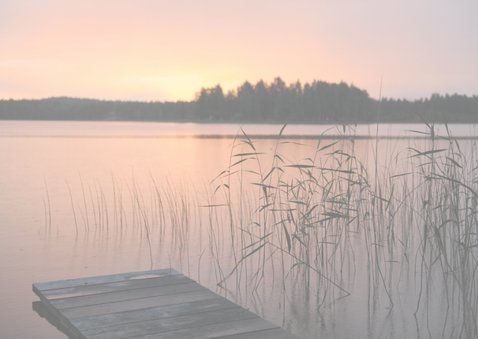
[62,288,220,318]
[40,274,193,300]
[33,269,301,339]
[128,318,279,339]
[71,297,234,331]
[83,307,258,339]
[34,268,180,292]
[51,281,205,309]
[213,328,299,339]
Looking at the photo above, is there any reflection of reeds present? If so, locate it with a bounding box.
[43,179,52,234]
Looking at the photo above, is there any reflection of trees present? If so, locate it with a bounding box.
[1,80,477,123]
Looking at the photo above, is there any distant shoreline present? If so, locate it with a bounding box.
[2,134,478,140]
[2,83,478,124]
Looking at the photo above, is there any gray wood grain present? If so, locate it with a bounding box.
[34,268,180,292]
[212,328,299,339]
[33,269,301,339]
[51,281,206,309]
[71,297,233,331]
[62,288,220,318]
[40,274,193,300]
[83,307,258,339]
[128,318,278,339]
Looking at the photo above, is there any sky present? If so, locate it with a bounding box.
[1,0,477,101]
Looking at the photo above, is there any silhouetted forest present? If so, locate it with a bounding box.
[1,78,477,123]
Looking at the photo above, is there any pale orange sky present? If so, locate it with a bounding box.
[1,0,477,101]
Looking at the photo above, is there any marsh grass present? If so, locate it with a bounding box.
[51,124,478,338]
[206,124,478,338]
[60,175,203,274]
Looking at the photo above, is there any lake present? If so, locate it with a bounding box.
[1,120,477,338]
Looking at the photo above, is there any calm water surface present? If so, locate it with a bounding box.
[0,121,477,338]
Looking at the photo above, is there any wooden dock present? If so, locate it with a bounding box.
[33,268,299,338]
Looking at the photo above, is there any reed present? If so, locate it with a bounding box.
[206,124,478,338]
[51,124,477,338]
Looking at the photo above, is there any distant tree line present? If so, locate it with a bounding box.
[1,78,477,123]
[0,97,194,122]
[195,78,372,122]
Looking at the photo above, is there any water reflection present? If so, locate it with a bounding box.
[1,122,477,338]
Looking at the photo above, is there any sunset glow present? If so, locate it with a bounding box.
[1,0,477,101]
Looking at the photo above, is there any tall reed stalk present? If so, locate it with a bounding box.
[207,124,478,338]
